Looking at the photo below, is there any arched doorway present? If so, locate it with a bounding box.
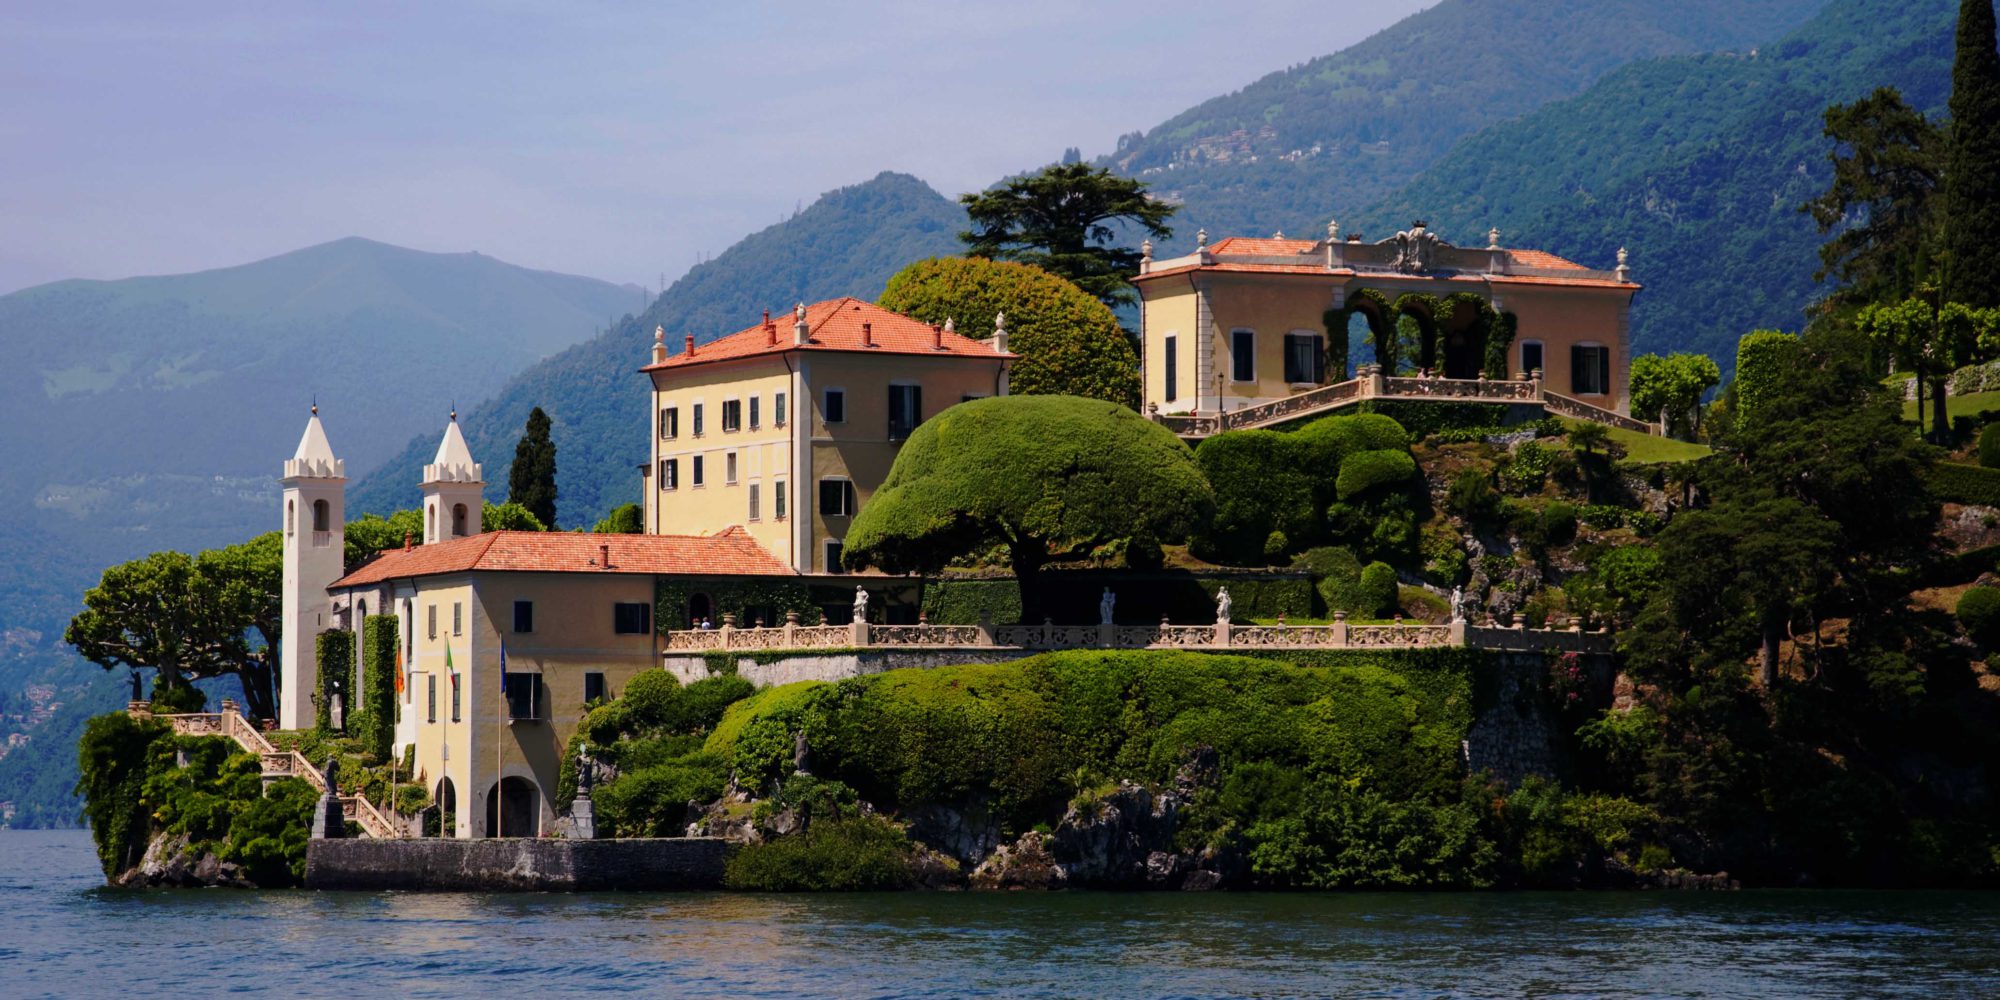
[435,777,457,838]
[484,776,540,838]
[688,592,713,627]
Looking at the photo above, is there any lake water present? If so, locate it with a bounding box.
[2,830,1997,999]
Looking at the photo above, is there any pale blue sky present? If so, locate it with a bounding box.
[0,1,1430,295]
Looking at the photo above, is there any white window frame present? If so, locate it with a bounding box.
[775,391,788,428]
[1230,328,1257,383]
[725,451,739,485]
[692,454,705,488]
[1163,333,1179,403]
[818,476,856,517]
[692,398,706,438]
[774,478,788,520]
[748,482,761,522]
[659,405,678,440]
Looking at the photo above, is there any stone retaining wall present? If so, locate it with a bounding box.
[304,837,732,892]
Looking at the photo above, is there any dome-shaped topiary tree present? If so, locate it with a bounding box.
[842,395,1213,622]
[878,256,1140,409]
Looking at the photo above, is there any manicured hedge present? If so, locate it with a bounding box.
[1336,449,1418,500]
[1734,330,1800,418]
[1194,429,1322,562]
[356,615,398,761]
[1929,462,2000,506]
[922,572,1316,625]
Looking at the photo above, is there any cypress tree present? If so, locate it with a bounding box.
[1945,0,2000,307]
[509,407,558,529]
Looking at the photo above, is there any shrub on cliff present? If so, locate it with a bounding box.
[1958,586,2000,646]
[723,815,917,891]
[699,650,1492,888]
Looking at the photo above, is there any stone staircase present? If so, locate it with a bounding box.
[1151,369,1657,439]
[131,701,402,838]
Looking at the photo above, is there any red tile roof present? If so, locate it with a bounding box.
[1506,249,1587,270]
[1207,236,1318,255]
[641,297,1014,373]
[330,527,791,588]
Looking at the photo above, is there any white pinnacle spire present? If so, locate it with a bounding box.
[284,406,344,479]
[423,414,483,485]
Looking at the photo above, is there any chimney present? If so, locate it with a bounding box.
[403,531,412,553]
[764,309,776,346]
[793,302,810,345]
[932,323,944,350]
[599,543,610,570]
[651,325,667,365]
[684,333,696,357]
[862,321,874,348]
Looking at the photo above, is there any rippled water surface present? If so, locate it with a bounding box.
[3,830,1998,998]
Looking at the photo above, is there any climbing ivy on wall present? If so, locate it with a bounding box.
[654,577,822,632]
[1328,289,1514,379]
[355,615,399,761]
[314,630,355,734]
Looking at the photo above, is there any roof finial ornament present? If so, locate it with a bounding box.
[1140,239,1153,263]
[795,302,806,323]
[1616,247,1631,282]
[311,395,318,417]
[450,401,457,421]
[1272,230,1285,240]
[1328,218,1340,241]
[651,324,668,365]
[1488,227,1501,251]
[1196,228,1208,251]
[991,311,1008,354]
[994,311,1006,334]
[943,317,955,335]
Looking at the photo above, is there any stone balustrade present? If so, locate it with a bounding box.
[1150,368,1661,439]
[664,612,1612,657]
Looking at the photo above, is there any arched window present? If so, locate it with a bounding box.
[427,505,436,542]
[312,499,331,533]
[287,500,295,537]
[451,503,469,537]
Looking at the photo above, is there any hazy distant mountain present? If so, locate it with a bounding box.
[1359,0,1957,369]
[0,237,640,569]
[1108,0,1831,252]
[350,172,964,526]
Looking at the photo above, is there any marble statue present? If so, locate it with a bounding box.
[1100,587,1117,626]
[793,729,812,775]
[1451,587,1465,623]
[577,738,595,794]
[852,586,869,622]
[1216,587,1233,624]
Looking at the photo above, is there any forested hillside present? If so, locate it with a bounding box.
[1109,0,1829,251]
[351,172,964,526]
[1359,0,1960,368]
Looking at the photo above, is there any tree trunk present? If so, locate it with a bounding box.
[1009,543,1050,625]
[236,661,277,722]
[1758,614,1783,689]
[1932,376,1951,445]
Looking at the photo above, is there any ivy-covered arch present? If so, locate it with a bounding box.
[1392,293,1444,372]
[1325,288,1397,375]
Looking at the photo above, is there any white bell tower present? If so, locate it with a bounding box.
[422,410,485,543]
[279,404,346,730]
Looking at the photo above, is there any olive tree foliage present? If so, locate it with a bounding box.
[1629,352,1722,439]
[842,396,1214,622]
[65,532,284,721]
[878,257,1140,408]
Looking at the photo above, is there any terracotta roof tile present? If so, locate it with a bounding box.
[641,297,1014,373]
[330,527,790,587]
[1207,236,1318,255]
[1506,249,1588,270]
